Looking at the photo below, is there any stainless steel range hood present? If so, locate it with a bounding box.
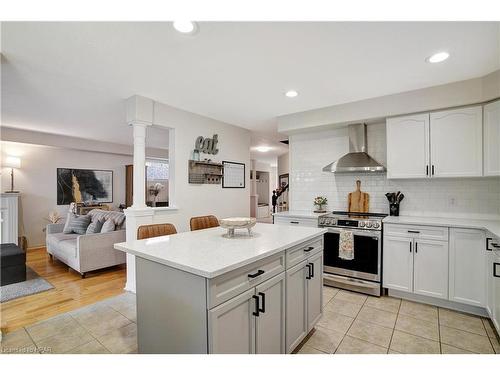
[322,123,386,173]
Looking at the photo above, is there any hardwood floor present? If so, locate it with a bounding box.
[1,247,126,334]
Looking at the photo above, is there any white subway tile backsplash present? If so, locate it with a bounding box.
[289,125,500,219]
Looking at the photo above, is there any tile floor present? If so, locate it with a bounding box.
[0,293,137,354]
[1,287,499,354]
[297,286,500,354]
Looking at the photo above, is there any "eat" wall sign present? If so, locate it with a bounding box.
[195,134,219,155]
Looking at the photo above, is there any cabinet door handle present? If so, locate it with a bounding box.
[306,264,312,280]
[432,165,435,176]
[494,263,500,278]
[486,238,493,251]
[304,246,314,252]
[415,242,418,253]
[426,165,429,176]
[409,241,412,253]
[248,269,265,278]
[290,221,299,224]
[493,244,500,248]
[258,292,266,313]
[310,262,315,278]
[252,295,260,317]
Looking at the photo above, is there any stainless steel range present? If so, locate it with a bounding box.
[318,211,387,296]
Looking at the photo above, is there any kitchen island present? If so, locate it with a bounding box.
[114,223,326,354]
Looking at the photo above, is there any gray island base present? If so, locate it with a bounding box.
[114,223,326,353]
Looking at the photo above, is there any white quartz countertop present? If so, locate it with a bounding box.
[383,215,500,238]
[272,211,326,219]
[114,223,326,279]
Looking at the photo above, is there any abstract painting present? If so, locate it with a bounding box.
[57,168,113,205]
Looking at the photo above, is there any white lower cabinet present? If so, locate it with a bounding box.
[286,252,323,353]
[413,239,448,299]
[209,273,285,354]
[449,228,486,307]
[383,225,448,300]
[383,235,413,292]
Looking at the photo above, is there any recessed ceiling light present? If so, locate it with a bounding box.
[285,90,299,98]
[427,51,450,64]
[255,146,272,153]
[173,21,197,34]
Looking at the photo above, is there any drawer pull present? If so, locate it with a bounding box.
[407,230,420,234]
[258,292,266,313]
[290,221,300,224]
[304,246,314,252]
[310,262,315,278]
[493,244,500,248]
[486,238,493,251]
[494,263,500,278]
[306,264,312,280]
[248,269,265,279]
[252,295,260,317]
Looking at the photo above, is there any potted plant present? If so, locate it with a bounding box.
[313,196,328,213]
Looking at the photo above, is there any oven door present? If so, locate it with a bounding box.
[323,228,381,282]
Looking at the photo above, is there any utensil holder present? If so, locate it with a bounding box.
[389,203,400,216]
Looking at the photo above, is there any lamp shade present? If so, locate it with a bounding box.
[3,156,21,168]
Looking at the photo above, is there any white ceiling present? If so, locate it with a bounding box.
[2,22,499,160]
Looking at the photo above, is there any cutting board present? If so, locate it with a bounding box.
[348,180,370,213]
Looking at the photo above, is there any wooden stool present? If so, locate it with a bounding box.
[189,215,219,231]
[137,223,177,240]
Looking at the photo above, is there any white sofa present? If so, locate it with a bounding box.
[46,210,126,277]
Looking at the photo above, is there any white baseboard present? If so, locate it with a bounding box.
[388,289,488,317]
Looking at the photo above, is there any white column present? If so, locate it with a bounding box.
[131,122,148,208]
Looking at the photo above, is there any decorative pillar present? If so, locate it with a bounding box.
[131,122,148,209]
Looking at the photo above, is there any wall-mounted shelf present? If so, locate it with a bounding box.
[188,160,223,184]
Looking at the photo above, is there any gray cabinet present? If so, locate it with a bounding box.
[307,252,323,331]
[208,289,256,354]
[286,251,324,353]
[255,273,286,354]
[286,260,308,353]
[209,273,286,354]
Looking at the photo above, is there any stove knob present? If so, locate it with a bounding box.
[373,222,380,229]
[365,222,372,228]
[359,221,365,227]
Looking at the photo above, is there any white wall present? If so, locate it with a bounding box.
[289,125,500,219]
[279,70,500,134]
[278,152,289,177]
[1,141,133,247]
[150,101,251,232]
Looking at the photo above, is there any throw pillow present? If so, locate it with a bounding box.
[101,219,116,233]
[62,212,76,234]
[65,215,91,235]
[86,219,105,234]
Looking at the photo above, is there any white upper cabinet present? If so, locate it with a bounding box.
[386,105,484,179]
[484,100,500,176]
[430,106,483,177]
[386,113,430,179]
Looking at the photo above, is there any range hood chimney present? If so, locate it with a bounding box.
[322,123,386,173]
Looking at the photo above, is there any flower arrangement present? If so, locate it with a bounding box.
[148,182,165,207]
[45,211,62,224]
[313,196,328,213]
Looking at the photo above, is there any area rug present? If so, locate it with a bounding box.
[0,267,54,302]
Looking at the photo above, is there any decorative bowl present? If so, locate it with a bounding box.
[220,217,257,237]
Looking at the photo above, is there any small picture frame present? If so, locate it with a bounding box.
[279,173,289,189]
